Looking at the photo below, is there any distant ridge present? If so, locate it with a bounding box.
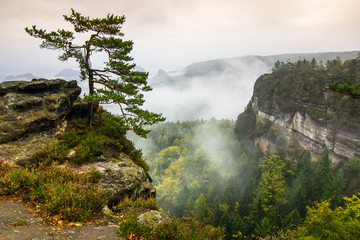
[183,51,359,78]
[4,73,37,81]
[55,68,79,78]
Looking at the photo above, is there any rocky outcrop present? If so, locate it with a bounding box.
[137,210,169,225]
[0,79,155,206]
[235,59,360,163]
[78,158,156,208]
[0,79,81,166]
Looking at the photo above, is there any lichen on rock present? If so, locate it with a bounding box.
[0,79,81,166]
[78,157,156,208]
[137,210,170,225]
[235,58,360,162]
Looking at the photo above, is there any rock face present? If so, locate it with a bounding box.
[0,79,81,166]
[137,210,170,225]
[0,79,155,206]
[235,60,360,163]
[78,158,156,208]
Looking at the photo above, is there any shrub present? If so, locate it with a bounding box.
[117,212,225,240]
[57,131,82,148]
[0,158,11,175]
[72,134,113,164]
[36,110,150,172]
[37,181,105,222]
[129,149,149,172]
[35,143,70,165]
[116,196,158,210]
[88,168,103,183]
[0,162,106,222]
[0,167,33,195]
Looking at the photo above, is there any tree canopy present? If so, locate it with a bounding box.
[25,9,165,136]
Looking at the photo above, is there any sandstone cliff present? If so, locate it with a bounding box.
[0,79,155,207]
[235,58,360,163]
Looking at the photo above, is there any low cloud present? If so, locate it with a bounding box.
[143,57,271,121]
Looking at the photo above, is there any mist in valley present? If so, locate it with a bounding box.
[140,51,359,121]
[1,51,357,123]
[126,51,360,239]
[143,57,270,121]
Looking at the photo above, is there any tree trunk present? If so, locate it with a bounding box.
[85,39,94,126]
[87,69,94,126]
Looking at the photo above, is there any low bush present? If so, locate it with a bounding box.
[88,168,103,183]
[0,160,106,222]
[117,211,225,240]
[36,110,149,172]
[115,196,158,210]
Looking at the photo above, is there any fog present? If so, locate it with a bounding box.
[142,51,358,121]
[143,57,271,121]
[1,51,357,122]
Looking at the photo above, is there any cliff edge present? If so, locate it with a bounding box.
[0,79,155,207]
[235,57,360,162]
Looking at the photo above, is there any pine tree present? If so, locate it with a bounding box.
[25,9,165,135]
[314,149,331,200]
[255,155,287,221]
[322,161,345,207]
[192,193,213,221]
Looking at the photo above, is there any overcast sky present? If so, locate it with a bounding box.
[0,0,359,75]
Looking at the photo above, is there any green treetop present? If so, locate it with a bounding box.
[25,9,165,136]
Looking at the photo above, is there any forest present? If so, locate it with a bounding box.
[131,56,360,239]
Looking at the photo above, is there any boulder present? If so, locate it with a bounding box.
[137,210,170,225]
[0,79,81,166]
[78,155,156,208]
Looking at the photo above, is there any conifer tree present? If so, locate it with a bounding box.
[25,9,165,136]
[192,193,213,220]
[314,149,331,200]
[255,155,287,221]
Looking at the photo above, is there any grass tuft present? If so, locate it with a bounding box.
[0,159,106,222]
[117,211,225,240]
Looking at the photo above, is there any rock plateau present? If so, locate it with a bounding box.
[0,78,155,207]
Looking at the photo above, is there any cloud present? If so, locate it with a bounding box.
[0,0,359,73]
[143,57,270,121]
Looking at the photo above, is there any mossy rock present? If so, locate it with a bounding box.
[0,79,80,166]
[137,210,170,225]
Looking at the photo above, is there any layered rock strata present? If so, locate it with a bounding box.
[235,67,360,163]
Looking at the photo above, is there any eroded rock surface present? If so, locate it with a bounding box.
[137,210,170,225]
[235,61,360,162]
[0,79,81,166]
[78,156,156,208]
[0,78,155,207]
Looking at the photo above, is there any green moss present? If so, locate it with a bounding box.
[262,119,273,134]
[12,220,29,226]
[88,168,102,183]
[72,134,114,164]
